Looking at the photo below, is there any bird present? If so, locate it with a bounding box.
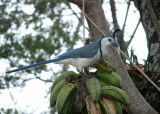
[6,34,119,78]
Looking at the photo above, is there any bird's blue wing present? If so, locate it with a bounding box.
[58,39,101,58]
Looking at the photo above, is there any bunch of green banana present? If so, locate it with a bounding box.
[49,70,130,114]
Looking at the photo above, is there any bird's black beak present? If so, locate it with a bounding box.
[112,42,118,47]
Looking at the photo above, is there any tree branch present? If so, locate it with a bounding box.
[34,74,52,82]
[110,0,119,29]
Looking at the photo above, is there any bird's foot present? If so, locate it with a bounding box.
[83,75,97,81]
[79,71,97,80]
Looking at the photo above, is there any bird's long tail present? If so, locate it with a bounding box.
[6,58,64,73]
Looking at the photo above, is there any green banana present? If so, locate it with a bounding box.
[86,96,101,114]
[94,62,112,72]
[93,60,116,72]
[56,83,76,113]
[51,71,78,92]
[104,60,116,72]
[112,100,122,114]
[101,86,130,106]
[50,79,66,107]
[97,70,122,88]
[98,78,109,87]
[86,77,101,102]
[61,93,75,114]
[99,98,116,114]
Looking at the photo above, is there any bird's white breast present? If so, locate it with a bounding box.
[55,51,101,71]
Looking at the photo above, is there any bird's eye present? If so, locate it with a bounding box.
[108,39,111,41]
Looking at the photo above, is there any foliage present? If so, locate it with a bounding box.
[0,0,80,88]
[0,108,21,114]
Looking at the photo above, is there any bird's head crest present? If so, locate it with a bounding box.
[112,29,121,38]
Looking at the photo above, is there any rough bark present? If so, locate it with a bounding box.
[67,0,158,113]
[133,0,160,76]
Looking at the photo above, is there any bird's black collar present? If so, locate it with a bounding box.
[99,38,103,59]
[98,36,112,59]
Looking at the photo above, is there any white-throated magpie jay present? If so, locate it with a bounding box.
[6,35,118,77]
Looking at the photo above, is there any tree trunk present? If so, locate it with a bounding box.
[133,0,160,76]
[67,0,158,113]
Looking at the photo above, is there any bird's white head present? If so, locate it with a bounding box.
[100,36,118,48]
[98,36,118,58]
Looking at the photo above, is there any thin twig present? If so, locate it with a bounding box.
[23,78,36,82]
[127,19,140,48]
[122,0,130,32]
[84,13,106,36]
[35,74,52,82]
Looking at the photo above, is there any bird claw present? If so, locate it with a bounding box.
[78,71,97,81]
[83,75,97,81]
[83,74,97,81]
